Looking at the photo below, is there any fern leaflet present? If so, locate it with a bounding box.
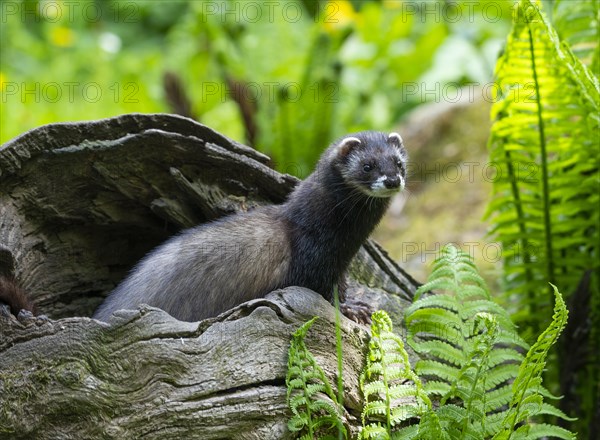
[287,317,347,439]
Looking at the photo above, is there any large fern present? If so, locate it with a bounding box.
[486,0,599,326]
[486,0,600,435]
[404,245,575,439]
[405,245,529,438]
[286,317,347,440]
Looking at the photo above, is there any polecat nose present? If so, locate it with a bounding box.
[384,176,401,189]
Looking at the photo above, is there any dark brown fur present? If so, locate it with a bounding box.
[0,276,36,316]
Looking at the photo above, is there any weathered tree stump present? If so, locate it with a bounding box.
[0,114,419,439]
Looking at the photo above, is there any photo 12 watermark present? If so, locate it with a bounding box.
[400,241,540,264]
[409,160,540,184]
[1,81,140,104]
[1,1,139,24]
[196,1,540,25]
[401,81,542,105]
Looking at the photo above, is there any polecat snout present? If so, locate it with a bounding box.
[93,131,407,322]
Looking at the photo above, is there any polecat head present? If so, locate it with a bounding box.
[331,131,408,198]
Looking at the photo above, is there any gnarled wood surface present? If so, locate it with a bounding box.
[1,288,371,439]
[0,114,419,438]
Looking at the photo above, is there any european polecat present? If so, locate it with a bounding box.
[93,131,407,322]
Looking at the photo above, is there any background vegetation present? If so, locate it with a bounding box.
[1,0,512,172]
[1,0,598,438]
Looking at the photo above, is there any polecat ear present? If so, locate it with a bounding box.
[388,132,404,149]
[335,136,361,158]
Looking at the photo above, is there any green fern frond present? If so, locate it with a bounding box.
[434,404,468,438]
[360,311,435,440]
[486,0,600,330]
[493,285,574,440]
[552,0,600,69]
[406,245,576,438]
[486,3,599,433]
[406,245,528,437]
[286,317,347,439]
[443,313,499,435]
[418,413,449,440]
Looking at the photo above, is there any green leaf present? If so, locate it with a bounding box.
[360,310,434,438]
[493,285,572,439]
[286,317,347,439]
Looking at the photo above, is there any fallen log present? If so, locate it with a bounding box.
[0,114,419,438]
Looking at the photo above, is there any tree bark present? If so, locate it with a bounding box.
[0,114,419,439]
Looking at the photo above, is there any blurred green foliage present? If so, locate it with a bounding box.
[1,0,514,175]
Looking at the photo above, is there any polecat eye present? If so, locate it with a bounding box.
[363,164,373,172]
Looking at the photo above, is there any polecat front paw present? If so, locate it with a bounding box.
[339,298,374,324]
